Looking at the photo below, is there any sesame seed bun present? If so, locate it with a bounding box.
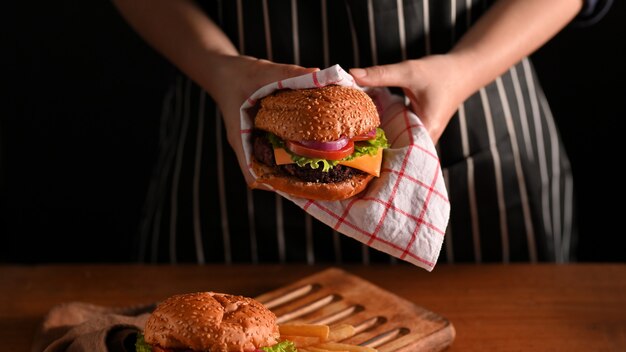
[255,85,380,142]
[143,292,280,352]
[251,159,375,201]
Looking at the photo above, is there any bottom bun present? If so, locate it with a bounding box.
[251,160,375,201]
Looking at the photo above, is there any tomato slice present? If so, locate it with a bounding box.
[286,140,355,160]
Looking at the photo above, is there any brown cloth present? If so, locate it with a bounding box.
[32,302,155,352]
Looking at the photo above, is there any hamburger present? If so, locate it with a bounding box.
[136,292,294,352]
[251,85,388,201]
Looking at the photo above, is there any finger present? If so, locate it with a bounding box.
[263,62,318,78]
[278,65,319,79]
[255,64,319,91]
[350,62,413,87]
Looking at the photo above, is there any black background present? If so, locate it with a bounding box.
[3,1,625,263]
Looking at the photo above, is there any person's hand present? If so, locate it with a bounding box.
[349,55,472,144]
[202,55,318,185]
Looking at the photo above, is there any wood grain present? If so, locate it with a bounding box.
[1,264,625,352]
[255,268,455,351]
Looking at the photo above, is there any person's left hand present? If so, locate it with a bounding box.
[349,54,472,144]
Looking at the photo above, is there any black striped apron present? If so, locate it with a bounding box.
[136,0,575,265]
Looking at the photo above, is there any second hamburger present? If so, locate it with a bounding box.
[251,85,388,201]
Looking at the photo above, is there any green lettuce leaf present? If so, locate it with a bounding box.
[261,340,298,352]
[291,155,339,173]
[135,333,152,352]
[266,128,389,172]
[346,127,389,161]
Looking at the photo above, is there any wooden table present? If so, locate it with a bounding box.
[1,264,625,351]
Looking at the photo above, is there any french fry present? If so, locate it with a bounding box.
[313,342,377,352]
[307,347,349,352]
[328,324,356,342]
[278,323,376,351]
[281,335,322,348]
[280,324,330,339]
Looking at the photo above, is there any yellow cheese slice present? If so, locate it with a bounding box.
[273,147,383,177]
[274,147,295,165]
[338,148,383,177]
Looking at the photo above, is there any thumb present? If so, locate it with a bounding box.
[349,63,411,87]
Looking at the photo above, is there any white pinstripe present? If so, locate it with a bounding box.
[291,0,300,65]
[480,87,510,262]
[496,75,537,262]
[366,0,378,66]
[451,0,457,44]
[540,89,563,262]
[467,157,481,261]
[192,89,206,264]
[423,0,431,55]
[510,65,535,162]
[523,58,553,247]
[455,0,481,262]
[397,0,407,61]
[562,172,574,262]
[459,104,482,262]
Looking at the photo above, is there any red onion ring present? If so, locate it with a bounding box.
[298,137,349,151]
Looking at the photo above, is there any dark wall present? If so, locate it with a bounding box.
[5,1,172,262]
[3,1,625,263]
[531,0,626,262]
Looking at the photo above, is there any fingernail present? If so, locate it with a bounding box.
[350,68,367,78]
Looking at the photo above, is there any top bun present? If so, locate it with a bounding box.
[144,292,279,352]
[255,85,380,142]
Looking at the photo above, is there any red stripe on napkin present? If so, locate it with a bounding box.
[401,166,440,259]
[312,71,323,87]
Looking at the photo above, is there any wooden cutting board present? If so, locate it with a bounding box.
[255,267,455,352]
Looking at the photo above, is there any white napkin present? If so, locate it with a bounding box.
[240,65,450,271]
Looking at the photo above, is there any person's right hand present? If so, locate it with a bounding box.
[350,55,470,145]
[202,55,318,186]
